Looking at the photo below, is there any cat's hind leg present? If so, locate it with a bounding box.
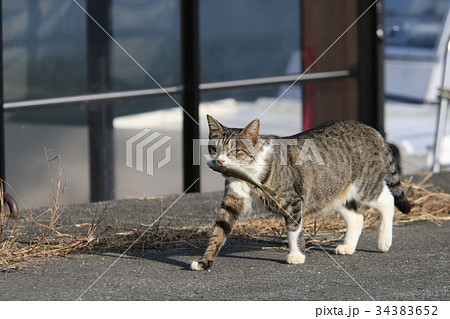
[367,183,395,252]
[335,202,364,255]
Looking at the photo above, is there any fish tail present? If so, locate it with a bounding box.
[261,185,276,197]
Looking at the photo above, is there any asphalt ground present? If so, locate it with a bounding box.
[0,172,449,301]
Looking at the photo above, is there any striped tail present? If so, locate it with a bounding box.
[385,143,411,214]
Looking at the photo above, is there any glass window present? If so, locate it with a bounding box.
[199,0,300,95]
[2,1,303,207]
[3,0,88,101]
[110,0,181,91]
[385,0,450,49]
[113,96,183,198]
[4,106,89,208]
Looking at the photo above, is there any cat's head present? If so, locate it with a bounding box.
[206,114,262,169]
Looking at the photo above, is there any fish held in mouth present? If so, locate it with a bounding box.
[207,161,276,198]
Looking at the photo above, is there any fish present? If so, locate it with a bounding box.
[207,161,276,198]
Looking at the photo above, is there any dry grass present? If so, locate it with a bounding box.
[0,184,7,242]
[0,149,86,270]
[396,175,450,225]
[1,169,449,271]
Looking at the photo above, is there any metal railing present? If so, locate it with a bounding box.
[433,36,450,173]
[3,70,351,112]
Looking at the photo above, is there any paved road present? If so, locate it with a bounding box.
[1,172,449,301]
[1,220,448,301]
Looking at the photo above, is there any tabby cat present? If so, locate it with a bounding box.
[191,115,411,271]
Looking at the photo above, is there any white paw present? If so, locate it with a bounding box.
[335,244,356,255]
[285,252,305,264]
[377,238,392,252]
[190,261,202,271]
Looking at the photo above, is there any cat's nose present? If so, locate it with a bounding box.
[216,158,226,165]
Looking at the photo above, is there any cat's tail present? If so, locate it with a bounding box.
[385,144,412,214]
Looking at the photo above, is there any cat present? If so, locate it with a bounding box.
[190,115,411,271]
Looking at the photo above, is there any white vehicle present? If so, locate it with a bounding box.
[385,0,450,103]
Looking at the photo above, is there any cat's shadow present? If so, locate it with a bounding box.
[215,246,285,265]
[91,240,379,271]
[94,240,288,270]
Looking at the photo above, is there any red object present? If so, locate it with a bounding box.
[302,47,317,130]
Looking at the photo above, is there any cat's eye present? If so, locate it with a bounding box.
[208,145,217,154]
[228,149,246,157]
[229,149,239,155]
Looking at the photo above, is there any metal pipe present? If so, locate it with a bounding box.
[87,0,114,202]
[357,0,385,135]
[433,37,450,173]
[3,192,19,219]
[3,86,181,111]
[0,0,5,183]
[200,70,351,92]
[4,70,351,112]
[181,0,200,192]
[0,1,19,217]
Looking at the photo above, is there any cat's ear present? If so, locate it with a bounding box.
[241,118,260,145]
[207,114,225,139]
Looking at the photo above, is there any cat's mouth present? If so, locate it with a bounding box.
[207,160,220,170]
[207,160,231,178]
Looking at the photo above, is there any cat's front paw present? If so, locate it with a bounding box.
[335,244,356,255]
[190,259,213,271]
[285,252,305,264]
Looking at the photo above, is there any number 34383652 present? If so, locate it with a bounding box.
[375,305,438,316]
